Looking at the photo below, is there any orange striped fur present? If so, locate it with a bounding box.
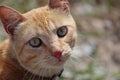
[0,0,77,80]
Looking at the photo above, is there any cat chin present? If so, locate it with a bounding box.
[37,67,63,77]
[22,64,63,77]
[18,59,63,77]
[33,68,62,77]
[38,68,63,77]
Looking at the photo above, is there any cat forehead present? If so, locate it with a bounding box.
[16,8,76,41]
[16,7,76,39]
[23,7,75,28]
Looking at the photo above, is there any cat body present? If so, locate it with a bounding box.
[0,0,77,80]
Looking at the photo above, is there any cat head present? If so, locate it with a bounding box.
[0,0,77,77]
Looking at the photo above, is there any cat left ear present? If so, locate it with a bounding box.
[0,5,25,35]
[49,0,70,14]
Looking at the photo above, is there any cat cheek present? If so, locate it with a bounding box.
[69,38,76,48]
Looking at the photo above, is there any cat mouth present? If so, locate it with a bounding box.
[53,58,66,65]
[47,61,63,67]
[45,55,70,67]
[43,51,71,67]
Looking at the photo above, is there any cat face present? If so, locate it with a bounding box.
[0,0,77,77]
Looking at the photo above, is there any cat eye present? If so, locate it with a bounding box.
[57,26,68,38]
[29,38,42,48]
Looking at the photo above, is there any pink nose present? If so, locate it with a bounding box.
[53,51,62,61]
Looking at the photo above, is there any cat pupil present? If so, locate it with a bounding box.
[33,39,37,45]
[29,38,42,48]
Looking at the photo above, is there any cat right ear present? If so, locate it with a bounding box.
[49,0,70,14]
[0,5,25,35]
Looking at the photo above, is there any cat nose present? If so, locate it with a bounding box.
[52,51,63,61]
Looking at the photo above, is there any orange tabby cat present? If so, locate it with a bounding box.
[0,0,77,80]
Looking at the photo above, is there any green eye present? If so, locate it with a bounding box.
[57,26,68,38]
[29,38,42,48]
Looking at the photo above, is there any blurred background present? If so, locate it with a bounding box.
[0,0,120,80]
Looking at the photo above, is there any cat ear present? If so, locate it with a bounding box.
[49,0,70,14]
[0,5,25,35]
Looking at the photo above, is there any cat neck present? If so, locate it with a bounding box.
[0,39,63,80]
